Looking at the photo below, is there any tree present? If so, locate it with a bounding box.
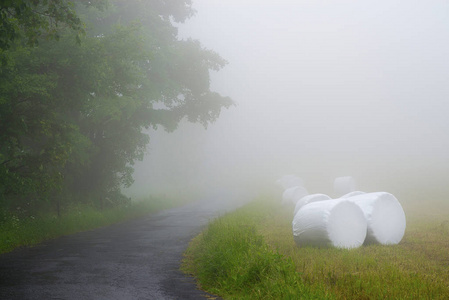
[67,0,233,205]
[0,0,232,212]
[0,0,109,48]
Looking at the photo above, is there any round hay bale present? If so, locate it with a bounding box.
[340,191,366,198]
[282,186,308,205]
[292,199,367,249]
[293,194,331,216]
[346,192,406,245]
[276,175,304,190]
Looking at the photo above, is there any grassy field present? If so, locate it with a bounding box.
[0,195,187,254]
[182,193,449,299]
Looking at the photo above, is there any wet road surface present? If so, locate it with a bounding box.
[0,192,250,299]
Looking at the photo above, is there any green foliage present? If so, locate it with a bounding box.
[182,200,330,299]
[0,0,232,214]
[186,196,449,299]
[0,46,67,205]
[0,0,108,53]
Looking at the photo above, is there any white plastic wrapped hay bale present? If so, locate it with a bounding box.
[290,186,309,205]
[282,186,308,205]
[345,192,406,245]
[293,194,331,216]
[333,176,356,197]
[292,199,367,249]
[340,191,365,198]
[276,175,304,190]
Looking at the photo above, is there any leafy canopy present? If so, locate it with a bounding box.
[0,0,232,213]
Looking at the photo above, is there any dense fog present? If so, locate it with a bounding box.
[128,1,449,202]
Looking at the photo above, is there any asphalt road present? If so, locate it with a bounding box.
[0,192,249,299]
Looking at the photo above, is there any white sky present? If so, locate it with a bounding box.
[130,1,449,199]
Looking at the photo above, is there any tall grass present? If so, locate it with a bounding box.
[182,200,331,299]
[0,195,185,254]
[183,195,449,299]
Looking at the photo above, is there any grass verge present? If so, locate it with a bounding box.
[183,195,449,299]
[182,198,331,299]
[0,195,185,254]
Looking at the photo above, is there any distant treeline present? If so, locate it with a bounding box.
[0,0,232,216]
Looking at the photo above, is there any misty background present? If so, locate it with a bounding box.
[127,1,449,201]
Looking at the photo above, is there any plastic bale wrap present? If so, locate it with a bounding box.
[345,192,406,245]
[340,191,366,198]
[333,176,356,197]
[282,186,308,205]
[294,194,331,216]
[276,175,304,190]
[292,199,367,249]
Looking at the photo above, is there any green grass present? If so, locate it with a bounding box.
[182,200,331,299]
[183,195,449,299]
[0,195,186,254]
